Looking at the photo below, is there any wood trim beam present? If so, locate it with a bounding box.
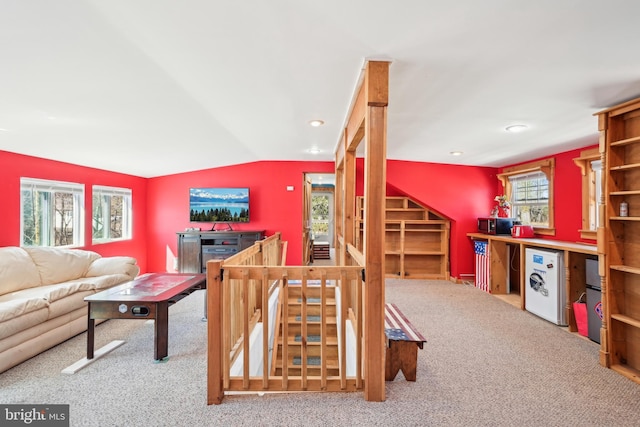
[344,134,356,259]
[335,129,345,167]
[346,84,366,150]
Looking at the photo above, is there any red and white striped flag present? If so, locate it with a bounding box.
[474,241,490,293]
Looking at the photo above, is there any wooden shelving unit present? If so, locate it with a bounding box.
[356,196,450,279]
[596,97,640,384]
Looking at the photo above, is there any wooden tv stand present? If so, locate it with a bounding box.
[177,230,264,273]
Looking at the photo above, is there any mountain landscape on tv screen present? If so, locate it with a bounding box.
[189,188,249,222]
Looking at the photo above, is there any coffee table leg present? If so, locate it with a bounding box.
[87,308,95,359]
[155,301,169,361]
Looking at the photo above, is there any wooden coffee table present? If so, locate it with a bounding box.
[84,273,206,362]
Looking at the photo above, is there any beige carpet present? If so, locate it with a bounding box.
[1,280,639,426]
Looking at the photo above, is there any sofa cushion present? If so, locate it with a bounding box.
[86,256,139,279]
[47,290,95,320]
[77,274,134,291]
[0,305,50,340]
[24,247,100,286]
[0,296,49,322]
[0,247,42,294]
[2,282,87,304]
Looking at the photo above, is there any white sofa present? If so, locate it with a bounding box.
[0,246,139,373]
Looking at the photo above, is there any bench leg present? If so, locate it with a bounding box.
[385,340,418,381]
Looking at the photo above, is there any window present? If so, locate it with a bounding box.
[92,185,132,243]
[510,171,549,226]
[21,178,85,247]
[497,158,555,235]
[573,147,601,240]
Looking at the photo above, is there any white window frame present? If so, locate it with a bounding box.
[92,185,132,244]
[20,178,85,247]
[573,148,601,240]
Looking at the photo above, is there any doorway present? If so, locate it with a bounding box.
[312,191,334,246]
[303,173,335,264]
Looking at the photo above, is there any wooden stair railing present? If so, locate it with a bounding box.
[272,279,339,379]
[207,264,364,404]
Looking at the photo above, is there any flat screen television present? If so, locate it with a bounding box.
[189,187,250,223]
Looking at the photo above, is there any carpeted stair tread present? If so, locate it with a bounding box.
[293,356,321,366]
[295,314,321,322]
[294,334,321,342]
[289,357,339,369]
[289,297,336,305]
[298,297,322,303]
[280,336,338,345]
[288,315,337,324]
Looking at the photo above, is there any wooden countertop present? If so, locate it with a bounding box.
[467,232,597,255]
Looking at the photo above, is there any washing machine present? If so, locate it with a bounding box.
[525,248,567,326]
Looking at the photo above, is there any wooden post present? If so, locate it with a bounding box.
[207,260,225,405]
[363,61,389,402]
[333,59,390,401]
[596,115,609,367]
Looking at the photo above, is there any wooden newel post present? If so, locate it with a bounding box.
[207,260,225,405]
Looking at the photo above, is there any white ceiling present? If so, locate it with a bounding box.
[2,1,640,178]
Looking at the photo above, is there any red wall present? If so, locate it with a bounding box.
[0,150,148,271]
[145,161,335,272]
[1,145,597,282]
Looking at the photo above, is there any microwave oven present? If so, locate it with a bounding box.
[477,217,519,235]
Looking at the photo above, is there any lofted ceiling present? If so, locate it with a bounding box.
[2,1,640,178]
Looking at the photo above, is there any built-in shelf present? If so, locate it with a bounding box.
[610,264,640,275]
[610,134,640,146]
[611,314,640,329]
[611,162,640,171]
[356,196,450,280]
[609,216,640,221]
[597,96,640,385]
[610,190,640,195]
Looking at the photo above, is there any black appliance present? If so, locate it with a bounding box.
[477,217,519,235]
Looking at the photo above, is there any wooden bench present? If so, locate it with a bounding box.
[384,303,426,381]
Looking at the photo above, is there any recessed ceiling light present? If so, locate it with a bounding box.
[309,120,325,127]
[450,151,463,156]
[307,146,321,155]
[505,124,528,133]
